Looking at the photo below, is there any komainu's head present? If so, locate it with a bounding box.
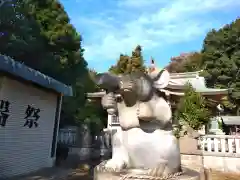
[118,74,136,93]
[95,69,170,101]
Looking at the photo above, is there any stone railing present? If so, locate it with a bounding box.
[197,135,240,154]
[180,134,240,173]
[58,128,77,146]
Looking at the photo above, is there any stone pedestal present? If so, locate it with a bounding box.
[94,162,200,180]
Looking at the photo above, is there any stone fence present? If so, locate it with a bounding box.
[180,134,240,172]
[58,128,77,146]
[58,127,240,173]
[58,125,112,160]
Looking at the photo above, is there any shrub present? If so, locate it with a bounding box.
[174,84,211,131]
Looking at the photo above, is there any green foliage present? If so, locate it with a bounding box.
[172,124,181,139]
[25,0,87,84]
[201,18,240,109]
[165,52,203,73]
[23,0,98,126]
[0,0,106,132]
[109,45,146,74]
[218,119,223,130]
[174,84,211,130]
[130,45,146,73]
[81,101,107,135]
[166,18,240,113]
[109,54,130,74]
[0,0,48,69]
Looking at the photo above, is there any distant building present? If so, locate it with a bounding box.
[0,55,72,178]
[209,116,240,135]
[163,70,228,109]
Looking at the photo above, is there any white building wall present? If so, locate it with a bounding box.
[0,76,58,178]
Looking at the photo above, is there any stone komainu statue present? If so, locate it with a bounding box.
[95,69,181,177]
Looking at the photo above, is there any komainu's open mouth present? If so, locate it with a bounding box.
[120,88,137,107]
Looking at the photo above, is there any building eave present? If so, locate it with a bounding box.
[170,70,203,79]
[87,91,106,98]
[161,89,229,96]
[0,55,73,96]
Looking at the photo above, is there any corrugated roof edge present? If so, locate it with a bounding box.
[0,55,73,96]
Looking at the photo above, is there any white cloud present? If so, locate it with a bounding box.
[118,0,166,8]
[80,0,239,62]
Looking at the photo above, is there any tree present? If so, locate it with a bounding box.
[25,0,88,84]
[184,53,203,72]
[0,0,48,69]
[201,18,240,113]
[174,84,211,130]
[165,52,203,73]
[76,69,107,133]
[109,54,130,74]
[22,0,94,126]
[130,45,146,73]
[109,45,146,74]
[0,0,106,130]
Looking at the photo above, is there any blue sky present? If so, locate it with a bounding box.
[61,0,240,72]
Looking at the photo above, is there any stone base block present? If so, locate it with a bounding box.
[94,164,200,180]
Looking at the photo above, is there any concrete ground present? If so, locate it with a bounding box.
[208,170,240,180]
[12,168,240,180]
[7,155,102,180]
[6,155,240,180]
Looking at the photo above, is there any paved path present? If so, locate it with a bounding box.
[9,167,73,180]
[7,156,102,180]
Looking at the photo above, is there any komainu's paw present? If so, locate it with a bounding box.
[104,158,126,172]
[101,93,116,110]
[148,162,167,177]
